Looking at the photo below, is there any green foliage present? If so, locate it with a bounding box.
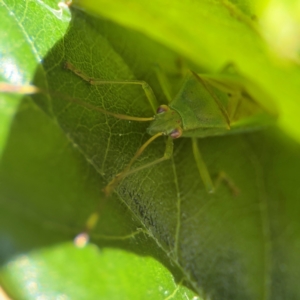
[1,0,300,299]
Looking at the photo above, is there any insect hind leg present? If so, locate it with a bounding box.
[191,138,239,195]
[123,135,174,176]
[214,171,240,196]
[192,137,215,193]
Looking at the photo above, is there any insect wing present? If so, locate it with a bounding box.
[169,70,277,138]
[200,73,277,131]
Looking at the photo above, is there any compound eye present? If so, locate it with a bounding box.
[170,128,183,139]
[156,105,169,114]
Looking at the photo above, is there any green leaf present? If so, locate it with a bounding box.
[0,1,196,299]
[0,0,70,156]
[1,243,195,299]
[0,99,195,299]
[1,1,300,300]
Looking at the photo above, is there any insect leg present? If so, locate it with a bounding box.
[153,65,172,103]
[64,61,158,114]
[191,138,240,195]
[214,171,240,196]
[74,135,173,247]
[191,137,215,193]
[103,135,173,197]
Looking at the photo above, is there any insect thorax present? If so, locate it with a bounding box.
[147,108,182,136]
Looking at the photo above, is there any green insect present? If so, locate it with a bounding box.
[1,62,276,242]
[62,62,276,199]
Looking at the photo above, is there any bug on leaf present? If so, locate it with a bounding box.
[62,62,276,197]
[1,62,277,242]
